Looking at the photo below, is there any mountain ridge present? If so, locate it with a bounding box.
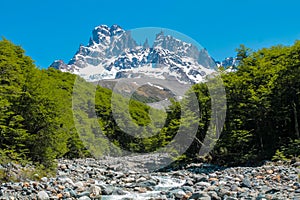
[50,24,217,84]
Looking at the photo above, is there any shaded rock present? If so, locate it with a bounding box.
[169,189,186,199]
[137,180,157,187]
[241,178,251,188]
[207,191,221,200]
[100,185,114,195]
[189,191,211,200]
[113,188,127,195]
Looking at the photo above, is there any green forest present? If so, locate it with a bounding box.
[1,38,300,172]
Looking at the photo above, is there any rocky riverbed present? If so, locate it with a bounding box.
[0,154,300,200]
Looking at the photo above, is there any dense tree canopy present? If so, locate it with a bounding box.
[1,38,300,169]
[210,41,300,165]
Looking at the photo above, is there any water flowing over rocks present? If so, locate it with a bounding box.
[0,154,300,199]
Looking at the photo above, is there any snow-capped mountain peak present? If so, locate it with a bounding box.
[90,24,125,44]
[50,25,217,83]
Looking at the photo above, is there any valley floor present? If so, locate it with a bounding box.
[0,154,300,200]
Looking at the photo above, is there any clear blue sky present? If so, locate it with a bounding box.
[1,0,300,68]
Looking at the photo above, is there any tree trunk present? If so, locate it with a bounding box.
[292,101,300,139]
[257,121,264,151]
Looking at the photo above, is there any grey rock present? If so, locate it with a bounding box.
[182,186,194,193]
[64,188,77,197]
[241,178,251,188]
[89,185,101,198]
[292,162,300,167]
[185,179,194,186]
[113,188,127,195]
[294,182,300,189]
[100,185,114,195]
[265,188,280,194]
[209,173,217,178]
[217,188,230,198]
[77,191,91,198]
[207,191,221,200]
[37,190,49,200]
[169,189,186,199]
[11,184,22,191]
[230,184,242,192]
[41,177,48,182]
[196,181,211,187]
[189,191,211,200]
[78,196,91,200]
[225,197,238,200]
[136,177,147,183]
[75,181,85,188]
[63,191,71,198]
[256,193,266,200]
[137,180,157,187]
